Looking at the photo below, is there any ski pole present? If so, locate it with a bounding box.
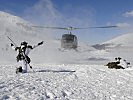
[7,36,18,47]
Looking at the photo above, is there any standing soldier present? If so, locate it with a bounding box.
[11,41,43,73]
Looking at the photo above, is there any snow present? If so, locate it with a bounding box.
[0,64,133,99]
[0,11,133,99]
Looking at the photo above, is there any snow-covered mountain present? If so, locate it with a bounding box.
[92,33,133,65]
[104,33,133,47]
[92,33,133,50]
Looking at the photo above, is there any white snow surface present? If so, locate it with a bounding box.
[1,64,133,100]
[0,11,133,99]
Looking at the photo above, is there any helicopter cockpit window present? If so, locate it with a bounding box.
[62,34,75,42]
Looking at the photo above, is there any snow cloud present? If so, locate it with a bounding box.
[123,10,133,17]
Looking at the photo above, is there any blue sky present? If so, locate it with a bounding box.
[0,0,133,44]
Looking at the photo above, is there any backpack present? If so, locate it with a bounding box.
[16,47,31,64]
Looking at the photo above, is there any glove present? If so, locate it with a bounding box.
[38,41,44,45]
[11,43,14,46]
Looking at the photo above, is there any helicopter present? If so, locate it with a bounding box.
[32,25,117,50]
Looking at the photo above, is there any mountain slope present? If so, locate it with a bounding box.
[104,33,133,46]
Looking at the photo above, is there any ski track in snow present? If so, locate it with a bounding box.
[0,64,133,100]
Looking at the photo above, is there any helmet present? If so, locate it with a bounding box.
[21,41,28,46]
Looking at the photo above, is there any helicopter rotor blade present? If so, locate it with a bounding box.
[32,26,69,30]
[32,25,118,30]
[87,25,118,28]
[32,26,85,30]
[64,25,118,30]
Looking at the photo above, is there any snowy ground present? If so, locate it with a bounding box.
[0,63,133,100]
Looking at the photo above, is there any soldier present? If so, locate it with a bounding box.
[11,41,43,73]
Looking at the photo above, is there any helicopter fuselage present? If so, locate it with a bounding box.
[61,34,78,49]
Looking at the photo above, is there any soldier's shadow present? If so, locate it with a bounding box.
[36,69,76,73]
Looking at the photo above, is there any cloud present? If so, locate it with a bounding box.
[115,22,133,34]
[23,0,63,26]
[116,23,131,28]
[123,10,133,17]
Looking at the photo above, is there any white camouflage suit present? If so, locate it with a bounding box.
[11,41,43,73]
